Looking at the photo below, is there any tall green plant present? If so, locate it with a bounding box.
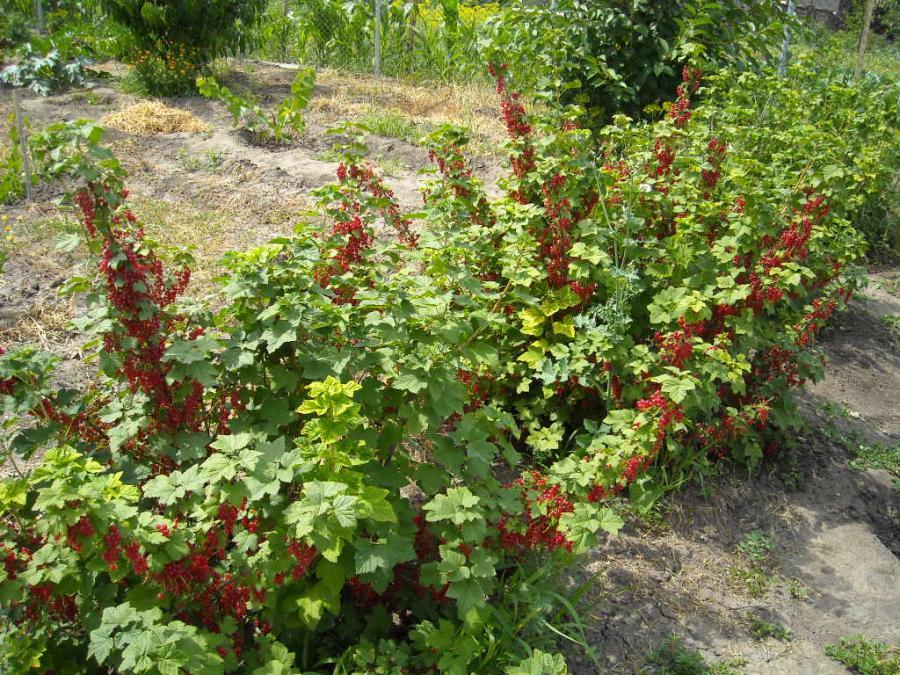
[197,66,316,143]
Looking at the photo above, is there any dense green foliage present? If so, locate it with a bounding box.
[700,60,899,253]
[0,36,101,95]
[0,0,897,671]
[253,0,493,82]
[0,2,30,52]
[101,0,266,94]
[482,0,794,128]
[1,48,888,669]
[825,635,900,675]
[0,113,28,205]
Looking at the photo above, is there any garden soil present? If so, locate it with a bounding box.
[1,66,897,673]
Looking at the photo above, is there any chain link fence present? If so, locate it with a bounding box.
[253,0,493,82]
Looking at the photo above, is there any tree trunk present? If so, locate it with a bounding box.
[854,0,876,81]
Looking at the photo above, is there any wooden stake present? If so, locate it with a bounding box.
[855,0,877,81]
[374,0,382,78]
[12,89,34,202]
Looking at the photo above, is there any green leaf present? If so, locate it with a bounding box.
[392,369,428,393]
[506,650,567,675]
[519,307,545,336]
[423,487,481,525]
[199,453,237,484]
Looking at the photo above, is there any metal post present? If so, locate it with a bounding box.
[374,0,382,78]
[778,0,795,76]
[12,90,34,202]
[35,0,45,34]
[854,0,877,81]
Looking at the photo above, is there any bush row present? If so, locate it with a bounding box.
[0,63,886,673]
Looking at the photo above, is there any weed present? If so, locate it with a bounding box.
[361,108,430,145]
[730,566,776,598]
[816,403,899,481]
[787,578,811,601]
[783,457,804,492]
[880,315,900,342]
[873,275,900,296]
[642,636,747,674]
[374,157,409,177]
[68,90,103,105]
[748,615,792,641]
[848,442,900,478]
[730,532,777,597]
[177,147,224,173]
[198,67,315,143]
[738,531,772,564]
[824,635,900,675]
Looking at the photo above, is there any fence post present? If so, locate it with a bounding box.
[778,0,795,76]
[35,0,45,33]
[854,0,876,81]
[374,0,382,78]
[12,90,34,202]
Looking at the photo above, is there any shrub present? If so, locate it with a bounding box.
[697,60,899,254]
[482,0,794,128]
[0,3,30,52]
[102,0,267,94]
[197,66,316,144]
[0,36,101,95]
[0,63,870,671]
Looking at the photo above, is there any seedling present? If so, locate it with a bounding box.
[748,615,792,641]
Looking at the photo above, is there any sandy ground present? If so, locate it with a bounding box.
[1,64,897,673]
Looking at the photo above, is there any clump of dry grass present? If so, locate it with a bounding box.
[103,100,210,135]
[310,69,505,152]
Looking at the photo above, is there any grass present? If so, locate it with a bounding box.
[308,68,505,155]
[641,636,747,675]
[131,197,257,294]
[360,108,431,145]
[825,635,900,675]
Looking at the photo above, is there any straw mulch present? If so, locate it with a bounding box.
[102,100,210,135]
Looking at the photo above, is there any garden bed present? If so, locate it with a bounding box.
[1,59,897,673]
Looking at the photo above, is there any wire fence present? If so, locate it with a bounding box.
[253,0,494,83]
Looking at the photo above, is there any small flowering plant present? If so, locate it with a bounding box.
[0,60,871,672]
